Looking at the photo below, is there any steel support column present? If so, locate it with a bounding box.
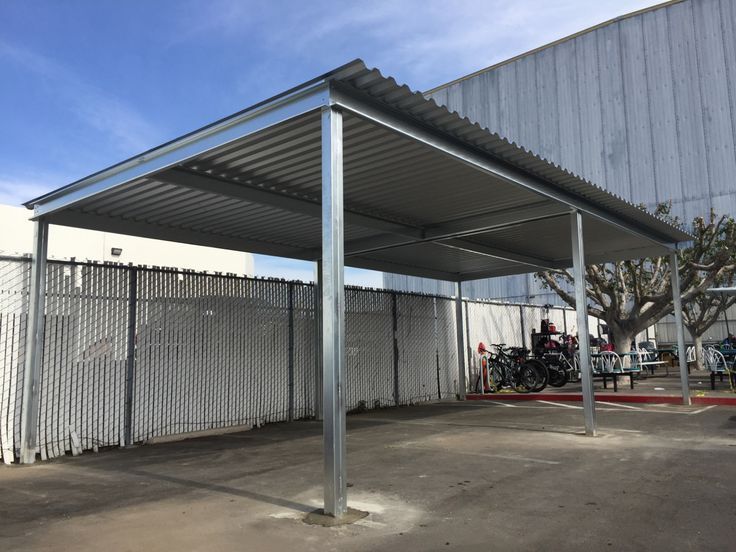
[20,220,49,463]
[287,282,295,422]
[313,260,323,421]
[124,268,138,446]
[570,211,596,436]
[392,293,400,406]
[455,282,466,399]
[670,252,691,405]
[321,104,347,517]
[722,295,731,335]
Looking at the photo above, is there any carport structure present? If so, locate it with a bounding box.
[22,60,691,518]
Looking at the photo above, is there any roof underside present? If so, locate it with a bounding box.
[26,60,691,282]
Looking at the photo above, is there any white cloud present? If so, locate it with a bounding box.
[186,0,662,90]
[0,42,160,154]
[0,172,62,207]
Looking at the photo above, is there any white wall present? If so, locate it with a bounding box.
[0,204,254,275]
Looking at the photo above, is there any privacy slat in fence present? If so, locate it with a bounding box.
[345,288,393,410]
[0,256,586,463]
[435,297,459,399]
[396,294,446,405]
[0,258,30,463]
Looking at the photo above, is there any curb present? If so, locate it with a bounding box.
[465,393,736,406]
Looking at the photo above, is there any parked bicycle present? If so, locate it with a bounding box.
[532,332,580,387]
[476,343,548,393]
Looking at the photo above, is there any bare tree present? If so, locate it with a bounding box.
[536,207,736,354]
[682,289,736,370]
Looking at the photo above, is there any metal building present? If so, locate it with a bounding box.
[384,0,736,303]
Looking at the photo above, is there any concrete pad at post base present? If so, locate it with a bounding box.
[303,507,369,527]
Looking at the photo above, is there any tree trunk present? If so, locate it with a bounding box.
[608,323,635,355]
[613,334,635,355]
[609,324,635,386]
[693,335,704,371]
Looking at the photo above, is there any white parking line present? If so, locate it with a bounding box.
[536,400,583,409]
[597,401,642,410]
[391,442,560,465]
[688,405,718,415]
[488,453,560,465]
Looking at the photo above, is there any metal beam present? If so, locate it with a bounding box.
[321,105,347,517]
[455,282,466,399]
[346,256,460,282]
[670,252,691,406]
[30,84,331,218]
[571,211,596,437]
[20,220,49,464]
[48,210,310,261]
[159,167,423,239]
[330,83,680,250]
[341,203,569,257]
[435,239,564,271]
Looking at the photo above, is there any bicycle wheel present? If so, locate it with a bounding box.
[487,361,504,392]
[513,363,538,393]
[547,365,567,387]
[526,359,548,392]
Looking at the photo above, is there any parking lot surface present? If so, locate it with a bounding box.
[2,400,735,551]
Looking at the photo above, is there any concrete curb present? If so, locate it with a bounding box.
[465,393,736,406]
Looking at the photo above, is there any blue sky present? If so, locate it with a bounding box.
[1,0,659,285]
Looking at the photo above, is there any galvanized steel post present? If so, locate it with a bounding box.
[321,104,347,517]
[124,267,138,446]
[392,292,400,406]
[670,252,691,405]
[314,260,323,421]
[519,305,526,349]
[571,211,596,436]
[455,282,466,399]
[20,219,49,464]
[288,282,295,421]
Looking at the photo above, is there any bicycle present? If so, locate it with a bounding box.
[476,343,547,393]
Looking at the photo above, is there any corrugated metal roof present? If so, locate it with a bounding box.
[25,59,691,282]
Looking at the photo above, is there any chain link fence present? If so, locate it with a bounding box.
[1,256,586,463]
[0,257,30,463]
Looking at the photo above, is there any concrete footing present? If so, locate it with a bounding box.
[303,508,369,527]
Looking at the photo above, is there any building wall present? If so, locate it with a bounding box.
[0,204,254,275]
[384,0,736,303]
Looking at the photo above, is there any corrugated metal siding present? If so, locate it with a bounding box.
[656,303,736,344]
[386,0,736,300]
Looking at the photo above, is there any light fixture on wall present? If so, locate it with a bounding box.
[110,247,123,257]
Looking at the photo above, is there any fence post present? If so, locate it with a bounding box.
[20,220,49,464]
[124,268,138,447]
[433,298,441,399]
[288,282,295,421]
[392,292,400,406]
[519,305,526,349]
